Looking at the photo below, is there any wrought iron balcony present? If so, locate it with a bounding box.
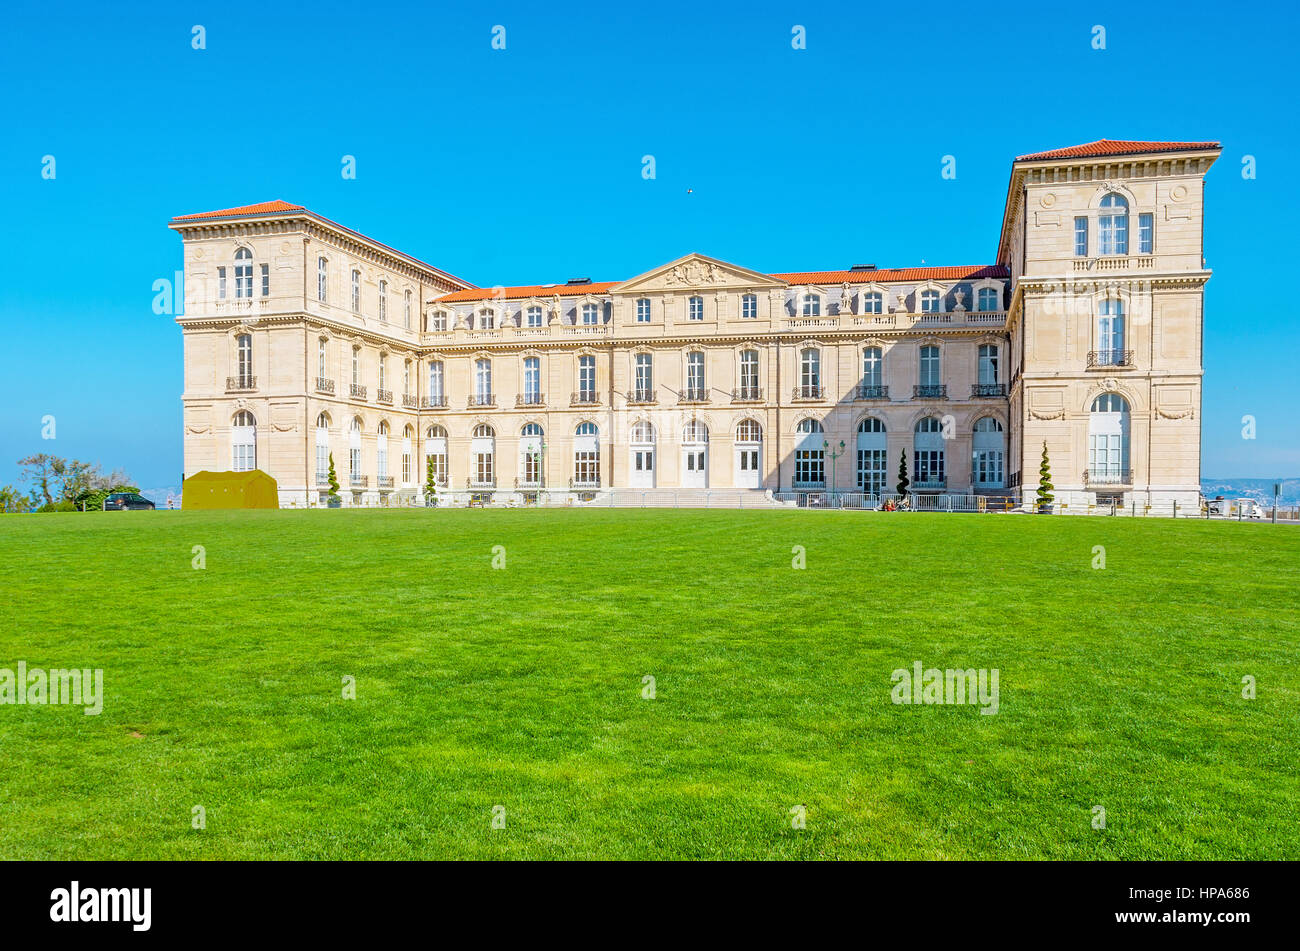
[857,384,889,400]
[469,479,497,489]
[515,476,542,488]
[376,476,395,489]
[376,388,393,404]
[350,383,367,399]
[516,393,545,407]
[678,388,710,404]
[971,383,1007,398]
[571,391,600,406]
[402,394,418,409]
[226,376,256,392]
[1084,468,1133,486]
[350,474,368,488]
[792,385,825,400]
[422,395,448,409]
[913,384,947,399]
[1087,350,1135,368]
[468,394,496,408]
[569,477,601,489]
[315,377,335,395]
[731,386,763,402]
[315,471,331,485]
[626,389,657,405]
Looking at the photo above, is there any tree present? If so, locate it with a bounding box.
[0,485,31,514]
[327,453,341,499]
[425,456,438,505]
[896,448,910,497]
[18,454,63,507]
[1036,441,1055,512]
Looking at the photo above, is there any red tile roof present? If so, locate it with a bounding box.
[170,200,305,221]
[770,265,1008,285]
[1016,139,1220,162]
[438,282,622,303]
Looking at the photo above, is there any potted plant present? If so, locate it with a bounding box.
[326,453,343,508]
[424,457,438,508]
[1036,441,1054,514]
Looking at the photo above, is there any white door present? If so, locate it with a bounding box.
[682,445,707,488]
[630,448,655,488]
[734,444,760,488]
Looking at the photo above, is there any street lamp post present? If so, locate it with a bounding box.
[825,439,846,505]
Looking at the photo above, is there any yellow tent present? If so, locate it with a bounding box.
[183,470,279,510]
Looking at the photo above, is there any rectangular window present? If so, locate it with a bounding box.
[352,349,360,386]
[317,258,327,302]
[1074,217,1088,256]
[260,264,270,297]
[318,340,327,379]
[524,357,540,399]
[636,298,651,323]
[217,267,227,300]
[475,452,494,486]
[574,451,600,485]
[794,450,825,486]
[686,352,705,397]
[429,361,444,400]
[689,296,704,321]
[863,347,882,387]
[739,350,758,394]
[578,355,596,396]
[978,345,999,385]
[1138,213,1153,254]
[475,359,492,402]
[351,271,360,312]
[856,449,887,494]
[635,354,653,395]
[920,345,940,386]
[977,287,999,312]
[742,294,757,319]
[526,305,542,327]
[914,450,945,485]
[582,303,599,325]
[428,452,447,486]
[863,293,882,314]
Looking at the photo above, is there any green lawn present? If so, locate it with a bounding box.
[1,508,1296,859]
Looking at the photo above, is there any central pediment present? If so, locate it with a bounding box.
[611,253,788,293]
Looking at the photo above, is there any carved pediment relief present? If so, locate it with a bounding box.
[613,253,787,293]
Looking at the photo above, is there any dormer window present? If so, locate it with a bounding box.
[1098,193,1129,255]
[801,294,820,317]
[920,289,941,313]
[977,287,999,312]
[862,292,883,314]
[581,302,599,325]
[526,305,543,327]
[480,308,496,330]
[431,310,448,332]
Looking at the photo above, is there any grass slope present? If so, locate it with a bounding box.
[1,509,1296,859]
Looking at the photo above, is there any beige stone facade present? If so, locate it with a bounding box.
[171,139,1220,509]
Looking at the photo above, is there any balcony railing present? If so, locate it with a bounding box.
[350,383,367,399]
[1087,350,1135,368]
[1084,468,1133,486]
[402,394,418,409]
[422,395,448,409]
[792,480,827,489]
[315,377,335,395]
[571,391,600,406]
[569,477,601,489]
[626,389,657,405]
[857,384,889,400]
[516,393,545,407]
[350,475,368,488]
[912,478,947,490]
[913,384,947,400]
[515,476,542,489]
[226,376,256,392]
[376,388,393,405]
[376,476,395,489]
[731,386,763,402]
[792,385,825,400]
[315,471,331,485]
[971,383,1007,398]
[468,394,496,408]
[678,388,710,404]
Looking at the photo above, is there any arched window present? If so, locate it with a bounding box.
[1095,299,1127,366]
[629,420,655,487]
[1089,395,1131,484]
[472,424,495,486]
[631,421,655,443]
[863,291,883,315]
[799,347,821,398]
[232,411,256,472]
[315,413,330,482]
[401,425,414,485]
[862,346,883,392]
[793,418,824,487]
[378,280,388,322]
[688,296,704,320]
[913,417,946,489]
[856,417,887,494]
[737,419,762,443]
[234,247,253,299]
[235,333,253,388]
[801,293,821,317]
[574,422,600,486]
[972,417,1005,488]
[317,257,328,303]
[682,420,709,443]
[348,417,363,485]
[1098,193,1129,255]
[920,289,941,314]
[351,269,361,312]
[977,287,999,312]
[425,425,448,487]
[520,423,544,485]
[376,421,390,482]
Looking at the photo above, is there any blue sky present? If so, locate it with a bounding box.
[1,0,1296,488]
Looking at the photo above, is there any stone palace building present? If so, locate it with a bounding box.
[170,138,1220,508]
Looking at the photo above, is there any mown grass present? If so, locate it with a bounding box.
[0,508,1296,859]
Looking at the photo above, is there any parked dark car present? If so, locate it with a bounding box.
[104,492,155,511]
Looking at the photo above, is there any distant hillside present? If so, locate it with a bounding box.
[1201,478,1299,506]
